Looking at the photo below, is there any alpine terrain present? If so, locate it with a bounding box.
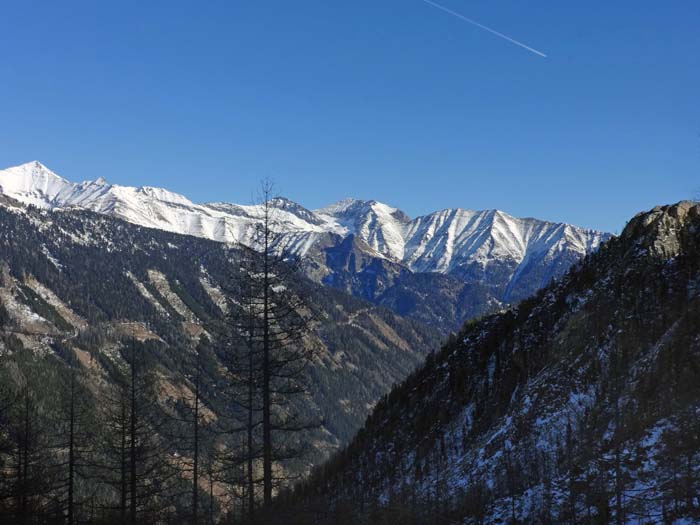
[0,191,441,518]
[284,201,700,524]
[0,161,609,331]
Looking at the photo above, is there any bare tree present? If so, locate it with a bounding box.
[168,337,212,524]
[2,386,52,523]
[54,364,95,524]
[223,179,320,511]
[96,338,175,522]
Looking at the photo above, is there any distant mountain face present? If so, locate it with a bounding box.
[0,162,610,330]
[288,201,700,523]
[0,198,440,470]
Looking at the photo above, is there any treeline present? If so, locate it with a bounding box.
[0,331,313,524]
[0,183,320,524]
[0,342,177,523]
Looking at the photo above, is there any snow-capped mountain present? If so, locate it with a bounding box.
[288,201,700,524]
[0,161,611,329]
[0,161,341,254]
[316,198,604,276]
[0,196,440,486]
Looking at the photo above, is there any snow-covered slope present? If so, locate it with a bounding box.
[0,161,341,254]
[0,161,609,273]
[0,161,610,329]
[319,202,606,287]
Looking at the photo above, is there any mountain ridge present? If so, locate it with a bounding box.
[0,161,608,262]
[283,200,700,523]
[0,197,442,471]
[0,161,611,330]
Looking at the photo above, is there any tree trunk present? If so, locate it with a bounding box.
[247,333,256,517]
[20,393,30,525]
[262,209,273,506]
[68,373,75,525]
[120,397,127,524]
[614,406,623,525]
[193,364,200,524]
[130,350,137,525]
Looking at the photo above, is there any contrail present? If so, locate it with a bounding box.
[421,0,547,58]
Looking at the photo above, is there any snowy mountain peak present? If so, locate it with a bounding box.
[137,186,194,206]
[0,161,74,208]
[0,161,611,293]
[316,198,408,222]
[2,160,62,181]
[315,197,366,215]
[27,160,49,171]
[318,197,401,216]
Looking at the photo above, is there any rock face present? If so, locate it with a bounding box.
[0,162,611,330]
[621,200,700,259]
[288,202,700,524]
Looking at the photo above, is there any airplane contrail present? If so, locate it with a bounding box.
[421,0,547,58]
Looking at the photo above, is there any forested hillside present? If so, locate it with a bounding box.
[0,197,439,522]
[284,201,700,524]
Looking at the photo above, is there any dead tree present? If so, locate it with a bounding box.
[166,337,214,524]
[219,180,319,512]
[2,386,52,523]
[248,180,319,507]
[54,364,95,524]
[96,338,174,522]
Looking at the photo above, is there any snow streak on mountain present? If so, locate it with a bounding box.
[0,161,608,273]
[287,201,700,524]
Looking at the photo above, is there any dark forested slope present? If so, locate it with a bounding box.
[0,198,439,468]
[286,201,700,524]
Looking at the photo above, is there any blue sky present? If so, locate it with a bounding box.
[1,1,698,233]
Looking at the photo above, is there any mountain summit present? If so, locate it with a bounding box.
[288,200,700,523]
[0,161,611,329]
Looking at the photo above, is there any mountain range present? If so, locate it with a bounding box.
[0,195,440,475]
[2,159,696,523]
[0,161,610,330]
[285,201,700,524]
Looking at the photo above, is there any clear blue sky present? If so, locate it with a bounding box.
[1,1,698,233]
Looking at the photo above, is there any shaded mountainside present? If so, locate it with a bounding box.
[0,198,440,465]
[0,161,609,331]
[285,201,700,524]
